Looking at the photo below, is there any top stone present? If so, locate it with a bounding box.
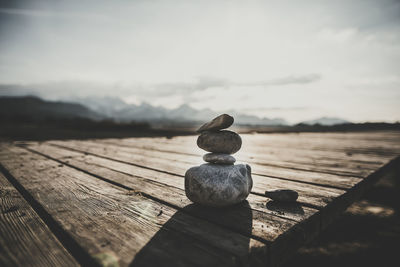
[196,114,234,133]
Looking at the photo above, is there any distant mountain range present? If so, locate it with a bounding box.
[0,96,102,121]
[299,117,350,126]
[67,96,288,126]
[0,95,352,126]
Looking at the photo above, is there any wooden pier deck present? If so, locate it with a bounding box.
[1,131,400,266]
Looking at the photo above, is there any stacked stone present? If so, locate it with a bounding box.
[184,114,253,207]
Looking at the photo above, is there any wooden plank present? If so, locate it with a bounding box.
[36,142,344,209]
[48,139,359,191]
[91,132,400,220]
[5,131,399,267]
[242,133,400,156]
[0,146,269,267]
[40,135,400,264]
[116,131,400,152]
[245,131,400,144]
[25,143,323,266]
[238,148,385,173]
[247,164,361,190]
[0,170,78,267]
[25,136,400,211]
[27,143,318,220]
[96,138,375,177]
[125,132,400,158]
[319,155,400,229]
[94,137,387,177]
[92,136,398,184]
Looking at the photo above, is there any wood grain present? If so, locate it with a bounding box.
[1,131,399,267]
[0,170,78,267]
[0,146,269,267]
[25,143,324,266]
[25,144,354,266]
[97,137,389,172]
[48,140,358,191]
[32,142,344,209]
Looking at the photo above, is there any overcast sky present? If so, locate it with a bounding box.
[0,0,399,123]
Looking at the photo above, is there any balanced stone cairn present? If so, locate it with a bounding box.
[184,114,253,207]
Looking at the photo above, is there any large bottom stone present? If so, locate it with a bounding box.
[184,163,253,207]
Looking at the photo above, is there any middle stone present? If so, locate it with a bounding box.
[197,130,242,154]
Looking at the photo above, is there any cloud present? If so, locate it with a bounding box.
[242,107,311,112]
[0,7,110,22]
[0,1,399,123]
[239,74,322,86]
[141,73,321,97]
[143,76,228,97]
[0,72,322,101]
[0,73,322,108]
[0,81,131,100]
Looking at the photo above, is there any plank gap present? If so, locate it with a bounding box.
[253,173,351,191]
[97,139,367,178]
[50,143,185,178]
[0,163,101,267]
[37,144,329,210]
[23,146,276,246]
[48,142,351,194]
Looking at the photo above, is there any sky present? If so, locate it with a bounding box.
[0,0,399,123]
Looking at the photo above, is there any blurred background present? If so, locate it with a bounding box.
[0,0,399,140]
[1,1,400,266]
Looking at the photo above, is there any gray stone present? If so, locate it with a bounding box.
[196,114,234,133]
[185,164,253,207]
[265,189,299,202]
[197,130,242,154]
[203,153,236,165]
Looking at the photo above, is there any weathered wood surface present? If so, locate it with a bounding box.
[1,131,399,267]
[0,146,267,267]
[0,171,78,267]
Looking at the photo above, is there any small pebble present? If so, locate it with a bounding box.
[203,153,236,165]
[265,189,299,202]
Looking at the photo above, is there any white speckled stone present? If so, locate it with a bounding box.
[185,164,253,207]
[203,153,236,165]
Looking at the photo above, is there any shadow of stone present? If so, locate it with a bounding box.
[129,201,257,267]
[266,200,305,216]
